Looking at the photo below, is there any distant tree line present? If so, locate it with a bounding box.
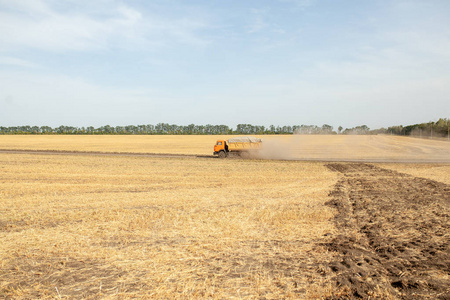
[341,125,370,135]
[0,119,448,137]
[0,123,337,135]
[339,118,449,138]
[385,118,449,138]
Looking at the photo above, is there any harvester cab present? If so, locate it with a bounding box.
[213,140,228,158]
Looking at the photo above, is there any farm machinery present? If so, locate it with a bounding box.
[213,136,262,158]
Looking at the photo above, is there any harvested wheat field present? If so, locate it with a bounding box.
[0,135,449,299]
[1,134,449,162]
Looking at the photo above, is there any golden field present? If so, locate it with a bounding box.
[1,153,341,299]
[1,135,449,299]
[1,134,449,162]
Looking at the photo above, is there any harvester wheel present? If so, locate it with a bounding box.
[218,151,227,158]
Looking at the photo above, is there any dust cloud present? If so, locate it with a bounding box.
[251,136,299,160]
[245,135,450,163]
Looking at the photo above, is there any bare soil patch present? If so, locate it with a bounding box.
[325,163,449,299]
[1,250,145,298]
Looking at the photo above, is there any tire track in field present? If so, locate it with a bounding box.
[0,149,213,159]
[324,163,449,299]
[2,149,450,163]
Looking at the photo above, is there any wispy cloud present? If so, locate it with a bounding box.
[0,0,209,52]
[0,0,132,51]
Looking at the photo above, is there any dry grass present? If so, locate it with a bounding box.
[0,135,212,155]
[2,135,448,298]
[1,134,449,162]
[377,163,450,185]
[0,153,339,299]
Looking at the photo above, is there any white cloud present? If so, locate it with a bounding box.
[0,1,123,51]
[0,0,209,52]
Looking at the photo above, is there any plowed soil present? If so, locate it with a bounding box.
[325,163,450,299]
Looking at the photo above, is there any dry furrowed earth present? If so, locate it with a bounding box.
[0,135,449,299]
[325,163,449,299]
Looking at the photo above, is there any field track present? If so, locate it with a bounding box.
[0,149,207,159]
[1,149,449,163]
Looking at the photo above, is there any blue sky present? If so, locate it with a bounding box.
[1,0,449,129]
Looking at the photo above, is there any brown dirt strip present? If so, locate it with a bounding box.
[1,149,450,163]
[324,163,449,299]
[0,149,210,159]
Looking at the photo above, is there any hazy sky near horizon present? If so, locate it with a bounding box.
[1,0,449,130]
